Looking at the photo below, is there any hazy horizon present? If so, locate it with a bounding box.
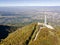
[0,0,60,6]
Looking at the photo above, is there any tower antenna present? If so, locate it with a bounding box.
[44,15,47,25]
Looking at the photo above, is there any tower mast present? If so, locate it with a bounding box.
[44,15,47,25]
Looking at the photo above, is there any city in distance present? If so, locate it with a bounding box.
[0,6,60,26]
[0,6,60,45]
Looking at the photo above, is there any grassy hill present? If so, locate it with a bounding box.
[29,28,58,45]
[0,25,18,41]
[0,23,60,45]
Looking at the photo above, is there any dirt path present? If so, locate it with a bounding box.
[34,26,45,41]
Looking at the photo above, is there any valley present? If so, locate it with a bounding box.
[0,6,60,26]
[0,6,60,45]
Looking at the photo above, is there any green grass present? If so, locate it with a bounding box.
[0,23,60,45]
[29,28,58,45]
[54,26,60,38]
[0,23,37,45]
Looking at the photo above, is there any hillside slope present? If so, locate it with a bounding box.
[29,28,58,45]
[0,25,17,41]
[0,23,37,45]
[0,23,60,45]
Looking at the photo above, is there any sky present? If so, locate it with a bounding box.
[0,0,60,6]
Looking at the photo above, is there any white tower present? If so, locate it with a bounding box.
[44,15,47,25]
[44,15,54,29]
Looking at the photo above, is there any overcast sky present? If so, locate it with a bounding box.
[0,0,60,6]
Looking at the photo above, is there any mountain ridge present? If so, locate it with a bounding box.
[0,23,60,45]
